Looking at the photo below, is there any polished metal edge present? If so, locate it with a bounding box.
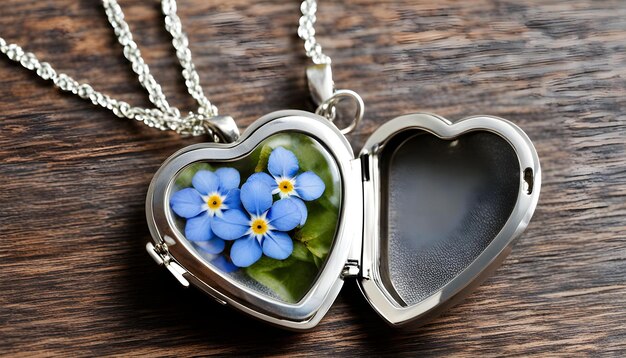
[358,113,542,326]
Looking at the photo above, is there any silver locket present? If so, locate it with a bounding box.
[145,109,541,330]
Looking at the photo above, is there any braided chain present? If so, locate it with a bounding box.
[104,0,176,117]
[0,0,332,139]
[298,0,331,65]
[162,0,217,117]
[0,0,218,138]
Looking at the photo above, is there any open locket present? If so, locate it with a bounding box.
[145,110,540,330]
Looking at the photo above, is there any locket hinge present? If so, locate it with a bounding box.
[342,259,361,279]
[146,241,190,287]
[341,156,369,280]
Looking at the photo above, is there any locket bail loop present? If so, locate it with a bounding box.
[307,63,364,135]
[174,111,240,143]
[200,115,240,143]
[315,89,364,135]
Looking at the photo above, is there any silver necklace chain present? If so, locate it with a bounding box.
[0,0,328,140]
[298,0,331,65]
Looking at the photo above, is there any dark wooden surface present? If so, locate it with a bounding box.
[1,0,625,356]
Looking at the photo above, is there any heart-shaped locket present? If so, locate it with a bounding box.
[145,110,540,330]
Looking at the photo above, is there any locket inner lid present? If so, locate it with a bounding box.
[357,113,540,326]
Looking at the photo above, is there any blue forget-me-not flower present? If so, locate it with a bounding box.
[248,147,325,226]
[211,180,302,267]
[170,168,242,254]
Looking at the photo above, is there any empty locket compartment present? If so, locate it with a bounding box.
[375,129,521,307]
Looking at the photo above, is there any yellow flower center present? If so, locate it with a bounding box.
[278,179,294,195]
[251,218,269,235]
[206,194,223,210]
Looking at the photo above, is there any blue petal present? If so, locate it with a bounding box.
[288,197,308,226]
[240,180,273,216]
[192,170,220,195]
[211,255,238,273]
[223,188,242,211]
[216,167,240,192]
[170,188,205,218]
[211,209,250,241]
[268,147,299,178]
[194,237,225,254]
[267,198,301,232]
[295,171,325,201]
[247,172,277,190]
[230,236,263,267]
[185,212,214,242]
[262,231,293,260]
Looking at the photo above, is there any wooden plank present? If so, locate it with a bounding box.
[1,0,624,355]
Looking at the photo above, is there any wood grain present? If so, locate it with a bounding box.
[1,0,625,356]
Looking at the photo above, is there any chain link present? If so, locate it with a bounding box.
[298,0,331,65]
[0,0,333,139]
[0,0,219,138]
[104,0,176,117]
[300,0,364,134]
[162,0,217,117]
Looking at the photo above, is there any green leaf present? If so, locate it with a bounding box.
[174,162,214,188]
[254,144,273,173]
[245,241,318,303]
[290,240,316,262]
[313,255,323,269]
[295,201,338,259]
